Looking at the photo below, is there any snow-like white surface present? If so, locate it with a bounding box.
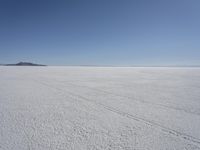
[0,66,200,150]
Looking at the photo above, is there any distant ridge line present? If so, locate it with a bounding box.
[2,62,46,66]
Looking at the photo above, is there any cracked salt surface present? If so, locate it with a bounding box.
[0,66,200,150]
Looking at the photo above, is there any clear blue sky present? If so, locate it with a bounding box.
[0,0,200,66]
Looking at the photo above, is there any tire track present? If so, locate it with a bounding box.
[57,80,200,117]
[33,79,200,145]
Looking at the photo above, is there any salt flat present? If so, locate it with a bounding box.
[0,66,200,150]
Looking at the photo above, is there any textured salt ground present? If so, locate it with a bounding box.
[0,66,200,150]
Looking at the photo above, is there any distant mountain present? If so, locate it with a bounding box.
[5,62,46,66]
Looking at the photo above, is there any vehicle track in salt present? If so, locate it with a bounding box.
[33,78,200,145]
[43,78,200,117]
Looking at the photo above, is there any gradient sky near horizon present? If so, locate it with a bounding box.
[0,0,200,66]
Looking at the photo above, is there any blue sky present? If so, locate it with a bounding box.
[0,0,200,66]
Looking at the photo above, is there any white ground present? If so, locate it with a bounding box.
[0,67,200,150]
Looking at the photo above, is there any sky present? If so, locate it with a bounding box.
[0,0,200,66]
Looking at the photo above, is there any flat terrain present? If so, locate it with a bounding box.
[0,67,200,150]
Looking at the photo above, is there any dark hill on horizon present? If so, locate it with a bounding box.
[4,62,46,66]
